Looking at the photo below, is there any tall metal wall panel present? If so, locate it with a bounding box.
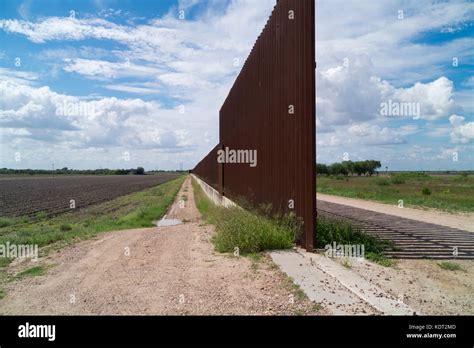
[194,0,315,251]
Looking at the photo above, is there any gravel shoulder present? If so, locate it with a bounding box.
[317,193,474,232]
[341,257,474,315]
[0,177,326,315]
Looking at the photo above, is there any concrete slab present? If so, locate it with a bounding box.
[191,174,237,208]
[270,249,417,315]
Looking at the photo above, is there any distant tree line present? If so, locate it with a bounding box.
[0,167,153,175]
[317,160,382,177]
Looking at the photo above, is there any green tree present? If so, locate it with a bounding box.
[366,160,381,176]
[342,161,354,176]
[329,163,348,176]
[134,167,145,175]
[353,161,365,176]
[316,163,329,176]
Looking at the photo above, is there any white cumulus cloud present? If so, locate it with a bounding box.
[450,115,474,144]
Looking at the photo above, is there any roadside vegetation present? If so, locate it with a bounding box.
[193,177,395,266]
[316,215,396,267]
[14,266,48,280]
[438,261,466,272]
[192,178,298,254]
[317,172,474,212]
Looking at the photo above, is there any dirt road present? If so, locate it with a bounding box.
[0,177,325,315]
[317,193,474,232]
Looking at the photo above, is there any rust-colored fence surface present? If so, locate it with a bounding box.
[192,144,222,193]
[193,0,315,251]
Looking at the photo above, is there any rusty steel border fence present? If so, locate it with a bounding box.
[192,144,222,193]
[192,0,316,251]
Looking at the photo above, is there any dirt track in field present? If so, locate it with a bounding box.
[0,177,325,315]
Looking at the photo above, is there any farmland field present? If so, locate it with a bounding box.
[0,174,181,218]
[316,173,474,213]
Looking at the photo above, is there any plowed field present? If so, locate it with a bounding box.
[0,174,181,217]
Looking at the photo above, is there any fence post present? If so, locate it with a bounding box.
[217,143,224,196]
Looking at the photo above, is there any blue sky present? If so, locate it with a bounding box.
[0,0,473,171]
